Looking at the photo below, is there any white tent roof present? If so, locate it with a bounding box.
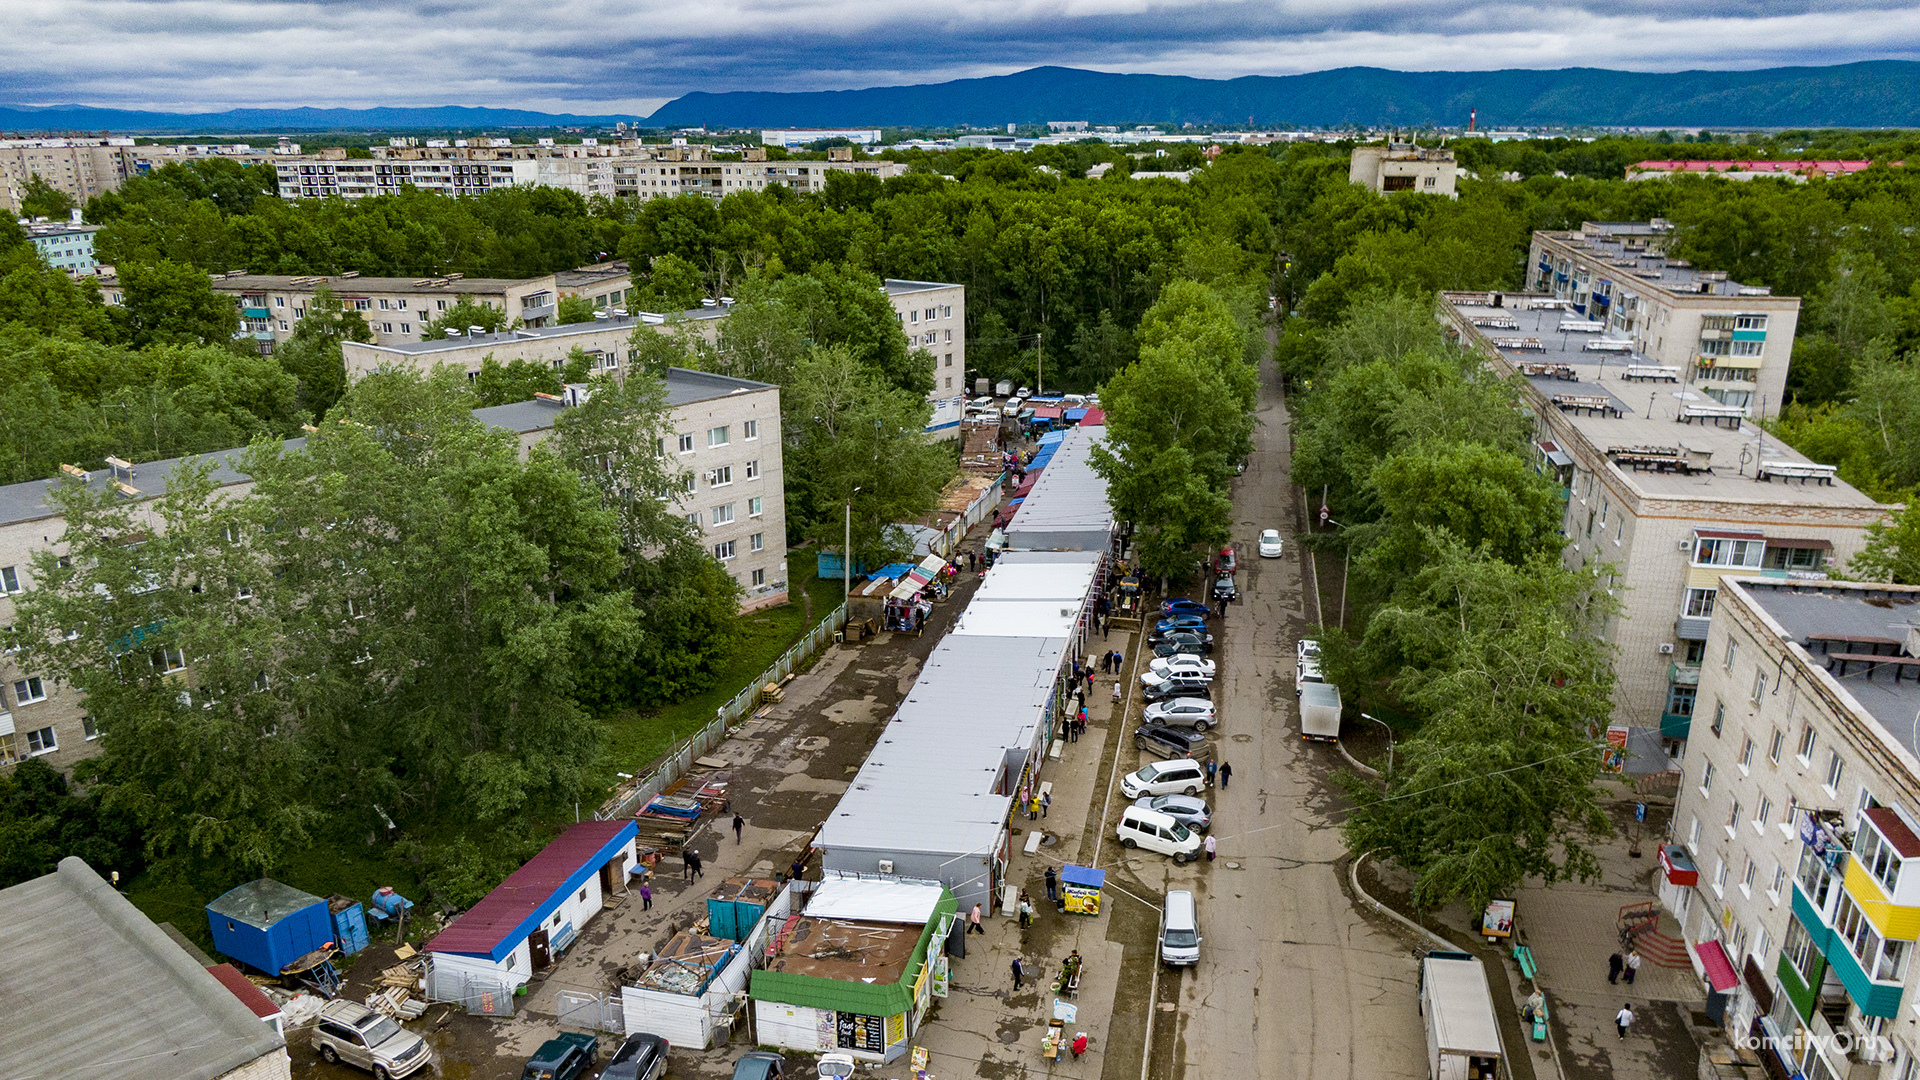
[807,876,947,925]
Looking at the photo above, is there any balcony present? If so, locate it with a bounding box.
[1659,712,1692,739]
[1668,662,1700,687]
[1676,614,1712,641]
[1792,861,1908,1019]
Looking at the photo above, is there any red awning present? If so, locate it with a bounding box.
[1766,537,1834,551]
[1029,405,1065,419]
[1695,939,1739,993]
[1694,528,1765,541]
[1079,408,1105,426]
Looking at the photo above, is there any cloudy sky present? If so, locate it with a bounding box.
[5,0,1920,115]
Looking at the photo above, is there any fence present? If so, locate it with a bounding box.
[598,602,849,821]
[930,474,1006,558]
[427,962,517,1016]
[557,989,625,1035]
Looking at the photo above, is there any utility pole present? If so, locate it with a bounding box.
[1035,330,1042,397]
[844,486,861,601]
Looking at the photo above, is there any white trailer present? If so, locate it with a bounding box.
[1299,681,1341,742]
[1419,951,1504,1080]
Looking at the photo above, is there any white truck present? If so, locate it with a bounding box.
[1419,950,1504,1080]
[1299,681,1342,742]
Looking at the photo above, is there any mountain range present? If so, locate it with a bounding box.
[5,61,1920,135]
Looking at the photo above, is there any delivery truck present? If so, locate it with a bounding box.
[1299,681,1342,741]
[1419,950,1504,1080]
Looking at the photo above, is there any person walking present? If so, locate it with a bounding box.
[1624,950,1641,985]
[1085,669,1095,694]
[1044,866,1058,904]
[1041,791,1051,818]
[732,812,745,844]
[1205,757,1218,787]
[1018,893,1034,928]
[640,883,653,910]
[1218,761,1233,789]
[683,849,697,883]
[1204,834,1217,861]
[1615,1003,1634,1039]
[1011,956,1025,990]
[1112,680,1122,704]
[1071,1033,1088,1060]
[1076,687,1086,712]
[1608,952,1624,985]
[969,903,985,934]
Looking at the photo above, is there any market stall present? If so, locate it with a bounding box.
[1059,866,1104,915]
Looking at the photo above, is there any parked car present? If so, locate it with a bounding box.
[601,1034,670,1080]
[1147,655,1216,681]
[1141,676,1212,703]
[1153,614,1210,636]
[1121,757,1208,798]
[1296,639,1324,695]
[1297,638,1321,665]
[1259,529,1284,558]
[1217,546,1237,574]
[730,1051,788,1080]
[1144,697,1217,731]
[1161,598,1211,618]
[522,1034,598,1080]
[1116,804,1203,862]
[1135,793,1211,833]
[1212,575,1239,603]
[1151,632,1214,658]
[1134,722,1208,758]
[313,1000,433,1080]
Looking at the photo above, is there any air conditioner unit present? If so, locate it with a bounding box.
[877,860,895,874]
[1658,643,1675,655]
[1678,539,1692,551]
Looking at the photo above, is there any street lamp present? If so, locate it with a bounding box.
[1360,712,1394,777]
[844,486,861,602]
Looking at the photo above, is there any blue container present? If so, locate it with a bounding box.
[207,879,334,975]
[329,895,371,956]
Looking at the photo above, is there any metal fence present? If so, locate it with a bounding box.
[598,602,848,821]
[428,964,518,1016]
[557,990,625,1035]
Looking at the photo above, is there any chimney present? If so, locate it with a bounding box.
[1469,108,1477,132]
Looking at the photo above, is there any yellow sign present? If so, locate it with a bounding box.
[886,1012,907,1046]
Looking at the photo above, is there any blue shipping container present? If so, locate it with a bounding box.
[329,895,371,956]
[207,879,334,975]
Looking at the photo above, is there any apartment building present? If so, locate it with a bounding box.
[96,264,635,350]
[24,216,102,274]
[132,138,303,173]
[1348,144,1458,198]
[0,371,787,771]
[1441,291,1892,770]
[887,280,967,437]
[0,137,137,214]
[1528,221,1801,417]
[761,129,882,147]
[1664,577,1920,1080]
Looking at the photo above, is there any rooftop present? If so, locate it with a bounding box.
[362,306,727,357]
[471,369,777,436]
[0,858,287,1080]
[1446,297,1880,509]
[0,438,291,530]
[1737,579,1920,760]
[762,916,922,984]
[883,279,961,296]
[208,272,538,295]
[427,819,635,961]
[1005,424,1115,550]
[206,878,325,930]
[1536,223,1790,300]
[1629,160,1886,176]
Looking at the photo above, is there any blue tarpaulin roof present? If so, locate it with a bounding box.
[1037,431,1067,445]
[868,563,914,581]
[1028,444,1062,470]
[1065,408,1089,421]
[1060,865,1105,889]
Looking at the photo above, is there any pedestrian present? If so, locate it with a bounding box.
[1071,1033,1088,1060]
[1041,792,1051,818]
[1204,834,1217,861]
[1019,893,1034,928]
[1615,1003,1634,1039]
[1624,950,1641,985]
[1102,616,1110,640]
[640,883,653,910]
[790,856,807,882]
[969,903,985,935]
[1028,794,1040,821]
[689,850,703,880]
[1608,952,1624,985]
[1085,669,1095,693]
[1113,649,1123,670]
[683,849,697,883]
[1112,680,1122,704]
[1071,659,1082,681]
[732,812,745,844]
[1076,687,1085,711]
[1011,956,1025,990]
[1219,761,1232,789]
[1044,866,1058,903]
[1205,757,1218,786]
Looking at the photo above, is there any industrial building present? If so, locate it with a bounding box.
[1348,143,1459,198]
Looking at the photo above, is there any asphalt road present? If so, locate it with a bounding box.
[1143,354,1432,1080]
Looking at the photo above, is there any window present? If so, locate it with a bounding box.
[1825,750,1845,794]
[710,465,732,487]
[1685,588,1718,619]
[1766,546,1827,571]
[82,714,98,740]
[1754,796,1772,833]
[750,532,764,553]
[1699,759,1715,797]
[1688,815,1702,849]
[685,512,701,527]
[0,565,18,593]
[1857,822,1906,894]
[744,459,759,480]
[680,474,696,496]
[25,726,56,755]
[749,497,763,518]
[1735,315,1768,331]
[1769,862,1786,903]
[1751,668,1767,703]
[1666,684,1696,717]
[379,298,390,310]
[1768,728,1784,764]
[707,425,730,447]
[1797,723,1817,763]
[1713,857,1729,898]
[909,309,918,323]
[381,322,393,333]
[751,567,766,586]
[399,323,410,334]
[1725,798,1742,838]
[1742,858,1757,897]
[678,433,695,454]
[153,646,185,673]
[1711,698,1725,737]
[396,299,407,310]
[579,888,588,903]
[712,504,735,525]
[1724,638,1739,671]
[1783,917,1815,978]
[743,420,758,440]
[1739,737,1754,771]
[12,677,46,705]
[1684,639,1707,665]
[713,540,736,560]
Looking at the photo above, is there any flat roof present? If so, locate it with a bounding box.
[762,916,921,984]
[197,272,536,294]
[952,550,1101,638]
[806,875,947,925]
[471,369,777,435]
[360,306,727,357]
[883,279,961,296]
[1005,424,1115,550]
[0,438,296,530]
[1737,580,1920,760]
[427,819,635,961]
[1448,299,1880,509]
[0,858,286,1080]
[1538,224,1791,300]
[206,878,326,930]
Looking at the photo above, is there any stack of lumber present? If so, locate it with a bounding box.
[366,959,429,1020]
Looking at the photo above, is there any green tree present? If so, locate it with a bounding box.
[0,245,119,341]
[420,298,511,339]
[471,348,594,407]
[634,253,707,313]
[556,294,598,324]
[1353,440,1564,595]
[116,260,239,347]
[276,285,372,417]
[19,174,76,220]
[1853,502,1920,584]
[0,758,146,888]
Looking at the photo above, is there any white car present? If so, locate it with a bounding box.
[1143,698,1217,732]
[1259,529,1284,558]
[1296,639,1324,695]
[1146,655,1216,682]
[1297,638,1321,665]
[1121,758,1209,799]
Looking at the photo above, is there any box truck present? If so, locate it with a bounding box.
[1299,681,1342,741]
[1419,951,1504,1080]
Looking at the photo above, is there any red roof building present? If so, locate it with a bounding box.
[428,819,638,964]
[206,963,284,1035]
[1627,160,1895,181]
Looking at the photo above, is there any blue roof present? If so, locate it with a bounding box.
[1060,865,1105,888]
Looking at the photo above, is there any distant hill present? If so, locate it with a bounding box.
[0,104,639,134]
[648,62,1920,130]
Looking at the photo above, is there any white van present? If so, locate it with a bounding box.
[1160,890,1200,966]
[1116,805,1203,863]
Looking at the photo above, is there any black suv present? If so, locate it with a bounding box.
[1142,677,1211,704]
[523,1034,598,1080]
[1134,722,1208,758]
